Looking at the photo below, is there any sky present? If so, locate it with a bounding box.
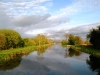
[0,0,100,41]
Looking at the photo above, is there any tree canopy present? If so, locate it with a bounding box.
[64,34,83,46]
[68,34,75,45]
[0,29,22,50]
[87,26,100,49]
[0,33,6,50]
[0,29,54,51]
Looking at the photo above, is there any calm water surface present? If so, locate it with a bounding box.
[0,44,99,75]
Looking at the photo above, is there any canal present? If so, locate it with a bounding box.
[0,44,99,75]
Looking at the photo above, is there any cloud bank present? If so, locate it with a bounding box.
[0,0,100,41]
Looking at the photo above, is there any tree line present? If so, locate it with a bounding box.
[61,34,85,46]
[0,29,53,50]
[61,25,100,50]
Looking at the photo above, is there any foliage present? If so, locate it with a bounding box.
[87,26,100,49]
[0,29,22,50]
[22,38,30,46]
[0,33,6,50]
[61,39,67,46]
[68,34,75,45]
[67,34,83,46]
[34,34,54,45]
[0,29,54,51]
[22,34,54,47]
[74,36,83,46]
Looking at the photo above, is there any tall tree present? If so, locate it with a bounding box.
[0,29,22,49]
[74,36,83,46]
[87,26,100,49]
[68,34,75,45]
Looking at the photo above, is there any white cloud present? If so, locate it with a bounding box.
[0,0,52,17]
[0,0,100,40]
[41,22,100,41]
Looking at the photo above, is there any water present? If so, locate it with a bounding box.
[0,44,99,75]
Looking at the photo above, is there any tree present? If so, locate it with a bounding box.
[68,34,75,45]
[0,33,6,50]
[0,29,22,49]
[22,38,29,46]
[87,26,100,49]
[47,39,54,44]
[74,36,83,46]
[61,39,67,46]
[35,34,48,45]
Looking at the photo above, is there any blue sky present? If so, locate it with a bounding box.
[0,0,100,40]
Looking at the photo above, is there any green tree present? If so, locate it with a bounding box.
[47,39,54,44]
[22,38,29,46]
[87,26,100,49]
[34,34,53,46]
[0,29,22,49]
[0,33,6,50]
[35,34,47,45]
[61,39,67,46]
[68,34,75,45]
[74,36,83,46]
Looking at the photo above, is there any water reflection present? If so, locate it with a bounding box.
[0,56,21,70]
[0,45,50,71]
[86,55,100,75]
[64,47,82,58]
[36,45,50,60]
[0,44,99,75]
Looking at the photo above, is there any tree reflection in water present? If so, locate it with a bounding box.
[36,45,49,60]
[0,56,22,70]
[86,55,100,75]
[64,47,82,58]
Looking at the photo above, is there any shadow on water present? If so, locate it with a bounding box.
[0,56,22,70]
[86,55,100,75]
[0,45,50,71]
[65,46,100,75]
[64,47,82,58]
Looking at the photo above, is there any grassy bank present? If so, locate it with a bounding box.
[0,44,51,61]
[79,46,100,56]
[68,45,100,57]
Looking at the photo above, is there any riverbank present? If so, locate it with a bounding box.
[79,46,100,56]
[67,45,100,57]
[0,44,51,61]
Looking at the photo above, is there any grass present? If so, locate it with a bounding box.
[0,44,51,61]
[78,45,100,56]
[68,45,100,57]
